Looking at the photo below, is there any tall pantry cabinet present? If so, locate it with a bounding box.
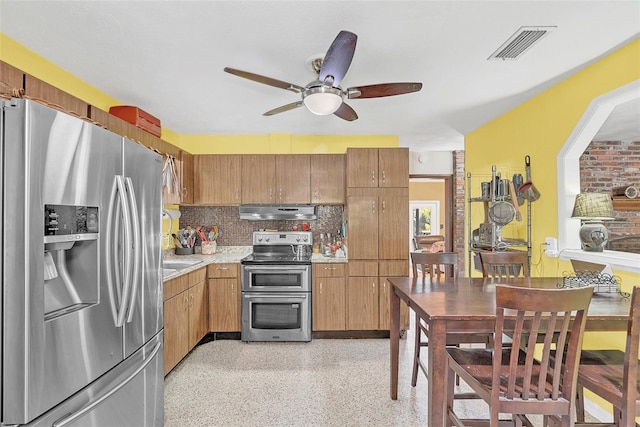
[345,148,410,330]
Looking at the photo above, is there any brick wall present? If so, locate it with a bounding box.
[453,150,466,274]
[579,140,640,253]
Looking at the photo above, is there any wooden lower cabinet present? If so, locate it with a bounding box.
[164,292,189,376]
[347,260,410,331]
[347,276,379,330]
[163,267,207,376]
[379,260,410,330]
[208,263,241,332]
[312,263,346,331]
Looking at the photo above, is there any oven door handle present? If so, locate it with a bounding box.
[244,294,308,299]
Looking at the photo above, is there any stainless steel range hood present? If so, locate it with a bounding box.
[239,204,318,220]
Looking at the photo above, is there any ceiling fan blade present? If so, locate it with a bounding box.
[347,82,423,99]
[319,31,357,87]
[333,102,358,121]
[263,101,304,116]
[224,67,304,93]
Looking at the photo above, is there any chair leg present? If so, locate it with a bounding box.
[575,386,585,423]
[411,314,421,387]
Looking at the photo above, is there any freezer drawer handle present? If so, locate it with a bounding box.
[52,341,162,427]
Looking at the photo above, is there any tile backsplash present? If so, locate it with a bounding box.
[179,205,344,246]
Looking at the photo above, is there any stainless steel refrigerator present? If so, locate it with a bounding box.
[1,98,163,426]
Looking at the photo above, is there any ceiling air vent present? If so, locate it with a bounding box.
[488,26,556,60]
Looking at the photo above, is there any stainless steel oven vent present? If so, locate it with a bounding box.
[488,26,556,60]
[239,204,318,220]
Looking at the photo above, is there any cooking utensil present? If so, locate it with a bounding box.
[518,155,541,202]
[512,173,524,205]
[489,200,516,226]
[508,179,522,221]
[172,233,183,248]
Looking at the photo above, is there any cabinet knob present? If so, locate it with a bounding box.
[371,170,375,183]
[382,170,386,183]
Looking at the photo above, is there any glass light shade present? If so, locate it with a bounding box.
[302,87,343,115]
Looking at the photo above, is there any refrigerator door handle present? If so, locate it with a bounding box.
[124,176,141,323]
[106,175,134,327]
[105,177,122,324]
[51,341,162,427]
[116,175,134,328]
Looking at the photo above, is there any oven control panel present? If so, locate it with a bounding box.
[253,231,312,245]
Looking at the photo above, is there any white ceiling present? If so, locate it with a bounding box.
[1,0,639,151]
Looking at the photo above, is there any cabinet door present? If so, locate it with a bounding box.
[180,151,194,204]
[311,154,345,204]
[163,292,189,375]
[276,155,310,203]
[0,61,24,91]
[312,277,346,331]
[347,195,378,259]
[378,148,409,188]
[242,155,276,203]
[188,281,207,348]
[346,148,379,188]
[194,155,241,205]
[378,278,411,331]
[208,278,241,332]
[378,188,409,260]
[347,277,379,330]
[24,74,89,118]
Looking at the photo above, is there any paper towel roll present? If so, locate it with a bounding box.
[162,209,181,220]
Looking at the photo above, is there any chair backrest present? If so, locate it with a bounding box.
[622,286,640,421]
[480,251,529,279]
[493,284,594,410]
[411,251,458,282]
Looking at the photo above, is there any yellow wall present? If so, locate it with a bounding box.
[466,37,640,282]
[466,37,640,416]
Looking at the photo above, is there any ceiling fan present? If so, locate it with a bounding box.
[224,30,422,121]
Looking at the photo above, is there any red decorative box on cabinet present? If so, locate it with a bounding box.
[109,105,161,137]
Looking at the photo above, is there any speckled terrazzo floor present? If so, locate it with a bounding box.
[163,317,603,427]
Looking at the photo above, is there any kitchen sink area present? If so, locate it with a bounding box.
[162,259,203,278]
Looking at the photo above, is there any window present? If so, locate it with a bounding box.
[557,79,640,273]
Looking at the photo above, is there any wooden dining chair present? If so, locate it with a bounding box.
[479,250,529,279]
[574,286,639,427]
[411,251,458,283]
[445,284,594,426]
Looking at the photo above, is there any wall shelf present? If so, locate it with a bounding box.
[612,198,640,211]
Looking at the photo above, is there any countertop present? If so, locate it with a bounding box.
[162,246,347,281]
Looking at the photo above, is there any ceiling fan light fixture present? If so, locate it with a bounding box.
[302,86,343,115]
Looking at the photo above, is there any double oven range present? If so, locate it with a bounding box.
[240,231,313,342]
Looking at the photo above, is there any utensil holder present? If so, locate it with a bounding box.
[201,241,217,255]
[175,247,194,255]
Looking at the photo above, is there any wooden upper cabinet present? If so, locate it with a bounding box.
[242,155,276,203]
[276,154,310,203]
[194,154,241,205]
[346,190,379,260]
[346,147,408,188]
[180,151,194,204]
[347,148,379,188]
[378,148,409,188]
[0,61,24,94]
[378,188,409,260]
[311,154,345,204]
[23,74,89,118]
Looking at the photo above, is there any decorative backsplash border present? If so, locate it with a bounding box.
[179,205,344,246]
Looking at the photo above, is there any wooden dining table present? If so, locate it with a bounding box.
[388,276,632,427]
